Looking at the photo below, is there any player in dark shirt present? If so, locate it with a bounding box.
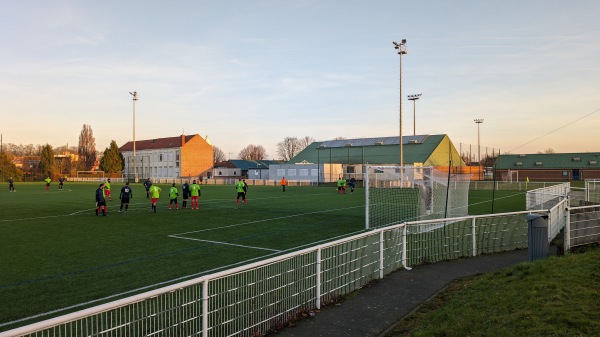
[8,178,15,192]
[119,182,133,212]
[181,181,190,209]
[58,177,66,190]
[143,178,152,198]
[95,183,107,216]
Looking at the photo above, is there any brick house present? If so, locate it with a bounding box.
[119,134,213,180]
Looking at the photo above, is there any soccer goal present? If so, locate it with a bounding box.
[502,170,519,182]
[76,171,105,179]
[585,179,600,203]
[365,165,471,229]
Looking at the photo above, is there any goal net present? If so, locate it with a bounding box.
[585,179,600,203]
[501,170,518,182]
[365,165,471,229]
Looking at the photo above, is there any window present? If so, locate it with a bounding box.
[176,162,179,168]
[563,171,568,176]
[277,169,285,176]
[176,151,180,160]
[299,169,309,176]
[288,169,297,176]
[159,154,163,161]
[311,169,318,176]
[219,171,222,176]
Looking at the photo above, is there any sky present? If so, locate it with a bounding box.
[1,0,599,160]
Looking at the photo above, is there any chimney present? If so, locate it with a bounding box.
[181,134,186,146]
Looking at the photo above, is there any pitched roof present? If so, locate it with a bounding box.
[496,153,600,169]
[214,160,282,170]
[119,135,196,152]
[288,134,457,166]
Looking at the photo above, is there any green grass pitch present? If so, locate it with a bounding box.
[0,181,524,330]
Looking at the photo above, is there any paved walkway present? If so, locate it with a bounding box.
[274,249,529,337]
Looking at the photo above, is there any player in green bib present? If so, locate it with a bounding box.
[149,185,162,213]
[189,180,201,210]
[104,178,112,201]
[168,183,179,210]
[235,178,247,205]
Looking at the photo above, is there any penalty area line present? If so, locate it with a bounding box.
[168,235,282,252]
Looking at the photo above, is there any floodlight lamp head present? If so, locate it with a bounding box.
[402,39,406,44]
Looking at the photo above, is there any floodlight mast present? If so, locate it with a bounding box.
[393,40,408,167]
[474,119,484,181]
[129,91,138,182]
[407,93,422,136]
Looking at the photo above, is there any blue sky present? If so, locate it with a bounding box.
[1,0,599,159]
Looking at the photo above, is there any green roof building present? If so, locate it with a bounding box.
[495,153,600,181]
[289,134,465,167]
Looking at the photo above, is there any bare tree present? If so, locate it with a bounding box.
[78,124,97,170]
[276,136,315,161]
[213,145,226,163]
[298,136,315,149]
[239,144,267,160]
[333,136,347,140]
[277,137,300,161]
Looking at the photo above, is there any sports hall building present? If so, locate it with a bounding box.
[281,134,470,183]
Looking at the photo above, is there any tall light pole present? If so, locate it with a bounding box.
[393,39,407,166]
[474,119,484,181]
[129,91,138,182]
[407,93,422,136]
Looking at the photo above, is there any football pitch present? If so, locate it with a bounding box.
[0,182,525,330]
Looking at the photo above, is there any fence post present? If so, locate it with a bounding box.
[471,216,477,256]
[365,164,370,230]
[401,224,411,270]
[202,280,209,337]
[379,230,384,279]
[564,207,571,253]
[316,248,322,309]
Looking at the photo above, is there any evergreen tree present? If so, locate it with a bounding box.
[39,144,56,177]
[100,140,124,173]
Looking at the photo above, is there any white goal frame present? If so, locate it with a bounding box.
[76,171,105,178]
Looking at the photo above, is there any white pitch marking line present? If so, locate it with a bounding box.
[172,205,364,236]
[169,235,282,252]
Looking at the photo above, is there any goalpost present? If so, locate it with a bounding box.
[76,171,105,179]
[502,170,518,182]
[585,179,600,203]
[365,165,471,229]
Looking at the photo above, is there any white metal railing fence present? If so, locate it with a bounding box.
[548,198,569,242]
[1,209,551,337]
[565,204,600,250]
[526,182,570,210]
[469,181,561,191]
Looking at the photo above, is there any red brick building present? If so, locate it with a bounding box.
[119,134,213,179]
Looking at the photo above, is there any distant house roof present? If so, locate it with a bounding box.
[214,160,282,170]
[119,135,196,152]
[496,153,600,169]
